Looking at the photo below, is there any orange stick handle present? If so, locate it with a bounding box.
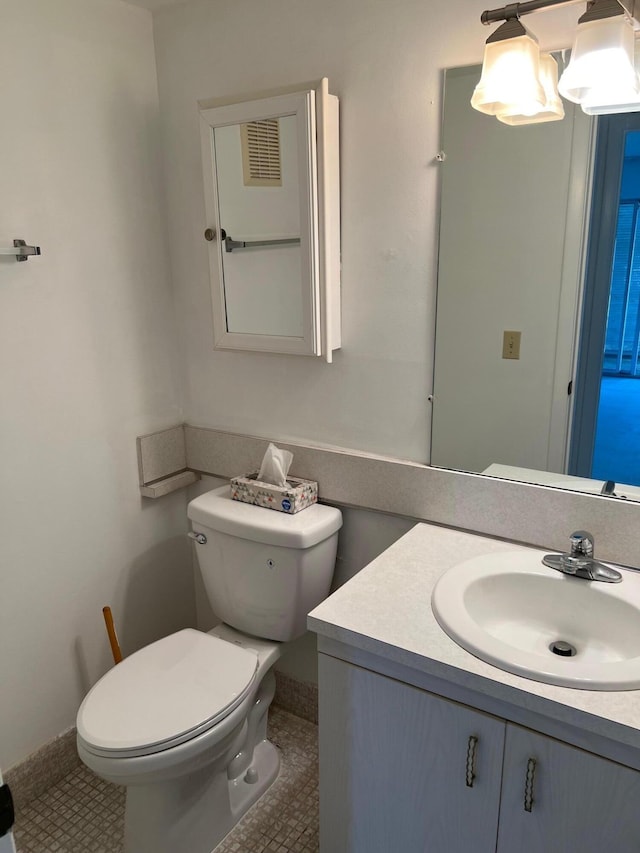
[102,606,123,664]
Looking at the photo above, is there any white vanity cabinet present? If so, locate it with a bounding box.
[319,654,504,851]
[498,724,640,852]
[319,654,640,853]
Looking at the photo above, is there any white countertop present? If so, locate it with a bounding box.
[483,463,640,501]
[308,522,640,763]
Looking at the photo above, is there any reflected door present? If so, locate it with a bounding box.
[213,115,304,337]
[431,64,591,476]
[571,115,640,486]
[199,80,341,361]
[200,89,322,357]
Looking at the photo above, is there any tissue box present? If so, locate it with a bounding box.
[230,473,318,514]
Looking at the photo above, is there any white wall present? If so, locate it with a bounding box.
[0,0,588,769]
[153,0,580,463]
[148,0,583,690]
[0,0,194,770]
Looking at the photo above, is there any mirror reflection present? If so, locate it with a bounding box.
[432,61,640,500]
[199,81,340,360]
[213,115,303,337]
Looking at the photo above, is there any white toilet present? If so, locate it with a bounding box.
[76,485,342,853]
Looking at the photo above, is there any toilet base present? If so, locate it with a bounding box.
[123,737,280,853]
[226,739,281,839]
[229,740,280,825]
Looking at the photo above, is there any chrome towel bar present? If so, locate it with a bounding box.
[0,239,41,262]
[224,234,300,253]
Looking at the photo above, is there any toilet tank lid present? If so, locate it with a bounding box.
[187,486,342,548]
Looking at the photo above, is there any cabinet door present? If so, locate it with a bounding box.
[318,654,505,853]
[497,723,640,852]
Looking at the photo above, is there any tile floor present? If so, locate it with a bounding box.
[14,708,318,853]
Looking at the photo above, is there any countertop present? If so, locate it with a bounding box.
[482,463,640,501]
[308,522,640,767]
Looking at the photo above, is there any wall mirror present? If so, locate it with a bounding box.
[431,60,640,501]
[199,79,341,362]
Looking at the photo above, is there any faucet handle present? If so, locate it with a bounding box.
[569,530,594,558]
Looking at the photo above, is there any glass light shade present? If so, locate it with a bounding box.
[558,14,638,105]
[471,27,546,117]
[581,39,640,113]
[497,53,565,125]
[582,91,640,113]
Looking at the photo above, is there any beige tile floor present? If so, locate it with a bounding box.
[14,708,318,853]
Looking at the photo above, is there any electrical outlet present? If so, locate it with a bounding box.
[502,330,521,360]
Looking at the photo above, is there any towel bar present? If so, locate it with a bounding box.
[224,234,300,253]
[0,239,41,262]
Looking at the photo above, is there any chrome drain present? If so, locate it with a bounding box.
[549,640,577,657]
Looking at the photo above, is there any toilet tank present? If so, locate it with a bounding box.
[187,486,342,642]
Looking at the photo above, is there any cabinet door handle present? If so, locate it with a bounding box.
[523,758,537,812]
[465,735,478,787]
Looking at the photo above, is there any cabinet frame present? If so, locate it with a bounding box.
[317,633,640,772]
[199,79,340,361]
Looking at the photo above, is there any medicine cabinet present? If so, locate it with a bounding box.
[199,78,341,362]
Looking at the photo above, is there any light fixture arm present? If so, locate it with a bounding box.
[481,0,640,27]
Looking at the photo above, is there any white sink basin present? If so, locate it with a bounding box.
[431,551,640,691]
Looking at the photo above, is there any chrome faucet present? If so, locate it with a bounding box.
[569,529,594,557]
[542,530,622,583]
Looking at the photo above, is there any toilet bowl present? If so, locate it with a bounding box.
[78,625,282,853]
[77,486,342,853]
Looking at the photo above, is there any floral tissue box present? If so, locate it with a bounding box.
[230,473,318,514]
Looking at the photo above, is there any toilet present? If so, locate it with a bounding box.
[76,485,342,853]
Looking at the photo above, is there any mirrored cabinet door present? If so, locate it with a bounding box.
[199,79,340,361]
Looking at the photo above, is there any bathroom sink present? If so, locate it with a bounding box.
[431,551,640,690]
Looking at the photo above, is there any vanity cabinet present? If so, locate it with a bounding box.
[319,653,504,851]
[319,654,640,853]
[497,724,640,852]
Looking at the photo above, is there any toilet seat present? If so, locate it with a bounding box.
[77,629,258,758]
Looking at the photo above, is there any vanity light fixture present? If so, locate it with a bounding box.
[580,16,640,111]
[471,18,547,116]
[474,0,640,123]
[559,0,639,105]
[498,50,565,123]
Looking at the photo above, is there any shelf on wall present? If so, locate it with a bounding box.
[139,469,200,499]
